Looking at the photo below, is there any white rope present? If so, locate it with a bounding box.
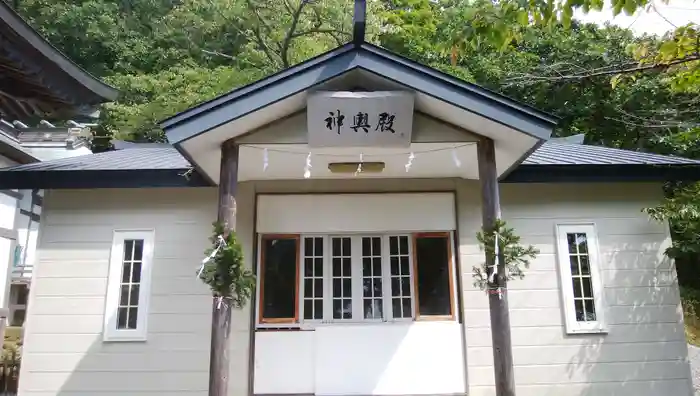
[354,153,364,176]
[303,152,312,178]
[197,235,226,278]
[404,152,415,172]
[241,142,475,158]
[452,148,462,168]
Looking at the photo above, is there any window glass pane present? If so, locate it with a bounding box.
[572,278,582,298]
[389,235,413,319]
[133,240,143,260]
[581,277,593,297]
[564,230,597,323]
[579,256,590,275]
[401,298,411,318]
[574,300,584,321]
[261,237,298,320]
[331,237,352,320]
[121,262,132,283]
[415,235,452,316]
[304,300,313,320]
[575,234,588,253]
[569,256,580,276]
[127,307,138,329]
[361,237,383,320]
[301,237,323,321]
[131,262,142,283]
[305,258,313,276]
[124,240,134,261]
[117,307,128,329]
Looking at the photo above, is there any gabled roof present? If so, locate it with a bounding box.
[0,1,118,118]
[0,142,698,189]
[161,43,557,145]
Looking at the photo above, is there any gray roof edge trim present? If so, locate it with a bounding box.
[160,44,356,130]
[173,142,216,186]
[359,43,559,125]
[0,2,118,101]
[165,52,362,145]
[499,139,545,181]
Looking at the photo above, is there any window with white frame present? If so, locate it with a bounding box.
[257,233,455,326]
[555,224,606,334]
[104,230,154,341]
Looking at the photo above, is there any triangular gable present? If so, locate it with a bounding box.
[162,43,556,145]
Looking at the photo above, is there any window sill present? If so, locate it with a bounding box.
[565,327,608,335]
[103,333,147,342]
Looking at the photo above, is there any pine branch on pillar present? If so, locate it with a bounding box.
[210,140,239,396]
[477,138,516,396]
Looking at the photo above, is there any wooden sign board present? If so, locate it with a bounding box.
[307,91,414,148]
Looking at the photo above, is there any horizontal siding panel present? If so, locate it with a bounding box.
[464,308,563,328]
[599,234,670,253]
[463,289,561,309]
[606,305,683,324]
[23,351,210,372]
[45,208,214,226]
[464,305,682,329]
[150,295,210,314]
[600,251,672,270]
[469,360,688,386]
[467,323,685,347]
[37,261,108,278]
[604,286,680,306]
[469,379,692,396]
[504,218,665,237]
[468,341,689,367]
[150,277,210,296]
[30,297,105,315]
[25,333,206,353]
[39,242,110,262]
[33,278,107,297]
[30,315,103,334]
[21,372,208,392]
[41,224,209,244]
[602,269,676,287]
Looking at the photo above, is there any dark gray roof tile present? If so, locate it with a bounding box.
[523,141,700,166]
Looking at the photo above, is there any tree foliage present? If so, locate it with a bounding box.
[199,223,255,308]
[473,220,540,291]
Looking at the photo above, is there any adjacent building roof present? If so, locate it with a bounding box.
[0,142,697,189]
[0,1,118,119]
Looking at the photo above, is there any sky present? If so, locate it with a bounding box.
[575,0,700,36]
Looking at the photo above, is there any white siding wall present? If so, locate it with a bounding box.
[457,182,692,396]
[20,180,691,396]
[19,187,256,396]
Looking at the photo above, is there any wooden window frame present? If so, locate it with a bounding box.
[103,229,154,342]
[258,234,301,325]
[555,224,607,334]
[412,232,457,321]
[256,232,457,328]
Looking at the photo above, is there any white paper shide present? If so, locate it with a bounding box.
[307,91,414,148]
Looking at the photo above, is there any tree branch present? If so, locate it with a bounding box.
[280,0,309,68]
[505,55,700,84]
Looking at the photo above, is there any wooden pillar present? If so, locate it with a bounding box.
[477,138,516,396]
[210,140,239,396]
